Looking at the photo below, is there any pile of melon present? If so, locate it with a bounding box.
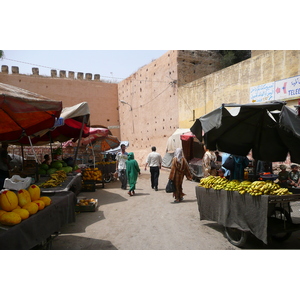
[39,160,73,176]
[0,185,52,226]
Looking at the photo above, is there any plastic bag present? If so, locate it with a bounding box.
[165,179,175,193]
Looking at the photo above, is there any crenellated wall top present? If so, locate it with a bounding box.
[1,65,101,81]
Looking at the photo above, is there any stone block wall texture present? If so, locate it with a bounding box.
[2,50,299,166]
[178,50,300,130]
[117,50,224,164]
[177,50,223,86]
[0,70,119,138]
[117,50,179,164]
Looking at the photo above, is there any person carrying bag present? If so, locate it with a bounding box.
[168,148,192,203]
[165,179,175,193]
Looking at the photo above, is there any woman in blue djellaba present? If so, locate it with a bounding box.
[126,152,141,196]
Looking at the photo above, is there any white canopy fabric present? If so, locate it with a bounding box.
[60,102,90,119]
[105,141,129,154]
[165,128,190,153]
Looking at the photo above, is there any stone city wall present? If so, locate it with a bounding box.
[117,50,223,164]
[0,66,120,138]
[178,50,300,129]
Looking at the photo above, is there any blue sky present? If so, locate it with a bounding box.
[0,50,168,82]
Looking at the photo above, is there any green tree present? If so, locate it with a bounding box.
[0,50,3,59]
[217,50,251,68]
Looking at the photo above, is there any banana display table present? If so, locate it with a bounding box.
[0,191,77,250]
[38,173,82,195]
[195,186,300,246]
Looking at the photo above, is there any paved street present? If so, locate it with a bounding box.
[51,169,300,250]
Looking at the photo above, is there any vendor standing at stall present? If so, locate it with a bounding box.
[287,164,300,189]
[230,155,249,181]
[42,154,51,165]
[202,147,217,177]
[278,164,289,188]
[0,143,10,189]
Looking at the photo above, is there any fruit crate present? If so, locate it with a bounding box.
[75,198,98,212]
[81,180,96,192]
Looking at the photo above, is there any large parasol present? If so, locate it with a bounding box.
[190,101,300,163]
[0,83,62,142]
[89,135,120,152]
[63,127,110,147]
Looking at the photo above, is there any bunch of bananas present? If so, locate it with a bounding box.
[199,176,224,189]
[236,180,252,194]
[212,177,229,190]
[247,180,291,196]
[199,177,292,196]
[223,179,241,191]
[39,170,67,188]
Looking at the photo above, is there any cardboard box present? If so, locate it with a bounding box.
[81,180,96,192]
[75,198,98,212]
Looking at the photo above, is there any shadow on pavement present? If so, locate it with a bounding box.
[51,234,118,250]
[54,188,130,235]
[61,210,106,234]
[79,188,128,206]
[203,222,300,249]
[179,199,198,203]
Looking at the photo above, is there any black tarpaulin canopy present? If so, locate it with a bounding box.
[190,101,300,163]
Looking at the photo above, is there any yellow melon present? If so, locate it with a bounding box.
[38,196,52,206]
[0,210,7,218]
[32,200,45,211]
[0,190,18,212]
[22,202,39,215]
[27,185,41,201]
[17,189,32,207]
[12,208,30,220]
[0,211,22,226]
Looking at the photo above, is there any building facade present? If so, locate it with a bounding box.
[1,50,300,166]
[0,66,120,137]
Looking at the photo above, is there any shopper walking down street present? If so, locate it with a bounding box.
[116,144,128,190]
[169,148,193,203]
[145,146,162,191]
[126,152,141,196]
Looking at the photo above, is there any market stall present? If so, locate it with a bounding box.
[162,129,205,178]
[38,173,82,196]
[191,101,300,247]
[0,191,76,250]
[0,85,89,249]
[180,131,205,179]
[63,134,119,185]
[162,129,190,168]
[190,101,300,164]
[0,83,62,143]
[196,186,300,246]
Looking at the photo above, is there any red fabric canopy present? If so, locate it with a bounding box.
[16,118,90,145]
[0,83,62,142]
[56,118,90,139]
[63,127,110,147]
[180,131,195,141]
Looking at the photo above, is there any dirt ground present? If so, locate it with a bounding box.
[51,168,300,250]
